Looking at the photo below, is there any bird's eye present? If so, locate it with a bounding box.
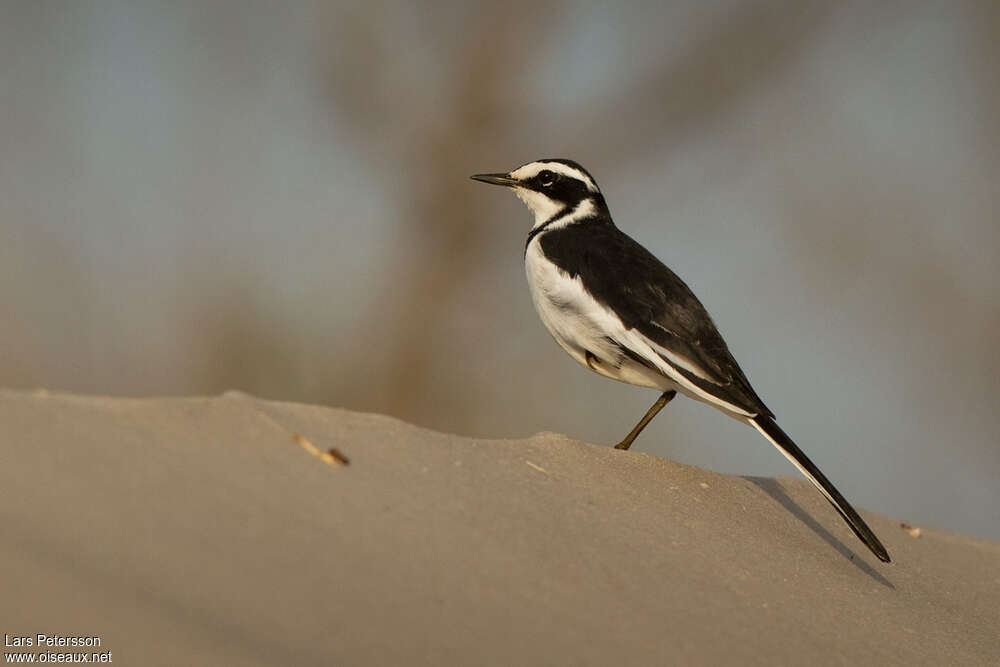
[538,170,557,187]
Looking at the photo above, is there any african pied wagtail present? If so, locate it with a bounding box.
[472,159,890,563]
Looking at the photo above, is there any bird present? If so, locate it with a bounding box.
[471,158,890,563]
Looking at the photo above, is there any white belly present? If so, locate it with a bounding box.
[524,237,674,391]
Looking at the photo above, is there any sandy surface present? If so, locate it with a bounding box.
[1,390,997,665]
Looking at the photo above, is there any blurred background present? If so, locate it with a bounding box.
[1,1,997,540]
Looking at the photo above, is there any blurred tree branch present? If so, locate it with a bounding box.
[317,0,838,426]
[571,0,836,163]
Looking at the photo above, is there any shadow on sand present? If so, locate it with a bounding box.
[745,476,894,589]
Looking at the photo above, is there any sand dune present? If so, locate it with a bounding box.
[1,390,997,665]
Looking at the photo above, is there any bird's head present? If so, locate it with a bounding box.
[471,159,604,227]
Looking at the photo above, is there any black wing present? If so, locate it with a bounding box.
[539,220,772,417]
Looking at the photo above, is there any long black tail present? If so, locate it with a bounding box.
[750,414,890,563]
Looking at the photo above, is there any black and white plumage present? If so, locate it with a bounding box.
[472,158,890,563]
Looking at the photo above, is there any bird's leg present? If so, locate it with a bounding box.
[614,390,677,450]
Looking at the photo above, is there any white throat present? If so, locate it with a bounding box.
[514,188,565,228]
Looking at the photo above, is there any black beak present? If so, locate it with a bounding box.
[470,172,519,187]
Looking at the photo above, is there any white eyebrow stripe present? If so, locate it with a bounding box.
[511,161,599,192]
